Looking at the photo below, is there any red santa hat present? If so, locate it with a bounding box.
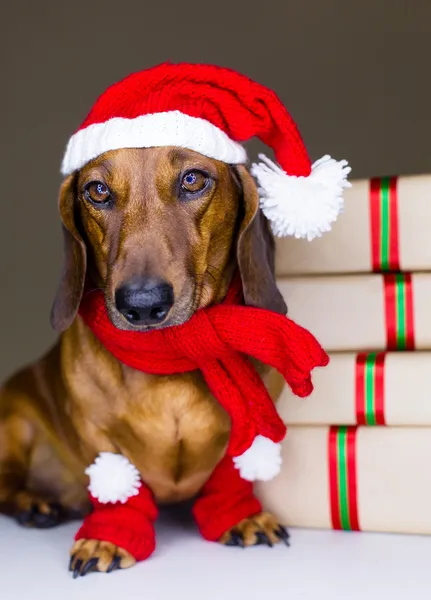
[61,62,351,241]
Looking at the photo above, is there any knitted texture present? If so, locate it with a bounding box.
[62,62,311,178]
[60,62,351,240]
[78,276,328,463]
[76,454,262,559]
[75,481,158,561]
[192,454,263,541]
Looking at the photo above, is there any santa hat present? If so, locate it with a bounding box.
[61,62,351,241]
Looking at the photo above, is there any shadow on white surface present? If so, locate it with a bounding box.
[0,507,430,600]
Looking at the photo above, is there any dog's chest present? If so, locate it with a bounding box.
[114,369,231,503]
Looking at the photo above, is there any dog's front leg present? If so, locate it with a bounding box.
[69,479,158,577]
[192,455,290,548]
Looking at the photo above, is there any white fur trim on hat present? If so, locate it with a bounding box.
[61,110,247,176]
[251,154,352,241]
[233,435,282,482]
[85,452,142,504]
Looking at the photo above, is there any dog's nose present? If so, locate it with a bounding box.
[115,278,174,326]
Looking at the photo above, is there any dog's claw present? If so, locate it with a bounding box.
[225,529,245,547]
[221,513,291,549]
[15,501,64,529]
[16,510,32,527]
[73,559,83,579]
[80,557,99,577]
[32,508,59,529]
[255,531,273,547]
[275,526,290,546]
[107,555,121,573]
[69,540,136,577]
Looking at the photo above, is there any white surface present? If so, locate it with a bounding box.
[1,511,431,600]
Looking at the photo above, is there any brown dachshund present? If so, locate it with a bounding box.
[0,146,288,574]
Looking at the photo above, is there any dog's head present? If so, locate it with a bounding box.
[50,146,286,333]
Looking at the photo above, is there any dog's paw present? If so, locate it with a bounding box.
[14,492,67,529]
[69,539,136,578]
[219,512,290,548]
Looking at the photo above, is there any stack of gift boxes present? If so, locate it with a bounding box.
[256,173,431,535]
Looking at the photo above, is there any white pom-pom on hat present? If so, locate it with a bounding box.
[232,435,282,482]
[85,452,142,504]
[251,154,352,241]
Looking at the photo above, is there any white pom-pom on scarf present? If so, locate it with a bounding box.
[85,452,142,504]
[251,154,352,241]
[233,435,282,482]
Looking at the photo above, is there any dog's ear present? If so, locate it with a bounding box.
[50,174,87,333]
[234,165,287,314]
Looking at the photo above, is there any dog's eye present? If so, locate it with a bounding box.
[181,170,208,194]
[84,181,111,204]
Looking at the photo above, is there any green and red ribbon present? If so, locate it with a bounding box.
[355,353,385,425]
[369,177,400,272]
[384,273,415,350]
[370,179,415,348]
[328,426,360,531]
[326,178,412,531]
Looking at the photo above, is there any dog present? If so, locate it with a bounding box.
[0,146,289,576]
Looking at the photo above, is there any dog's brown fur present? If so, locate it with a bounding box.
[0,147,287,572]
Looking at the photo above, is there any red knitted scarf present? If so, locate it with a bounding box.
[78,276,328,466]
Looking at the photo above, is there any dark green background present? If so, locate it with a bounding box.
[1,0,430,380]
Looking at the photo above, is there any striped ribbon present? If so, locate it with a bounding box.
[355,353,385,425]
[370,177,400,272]
[328,426,360,531]
[384,274,415,350]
